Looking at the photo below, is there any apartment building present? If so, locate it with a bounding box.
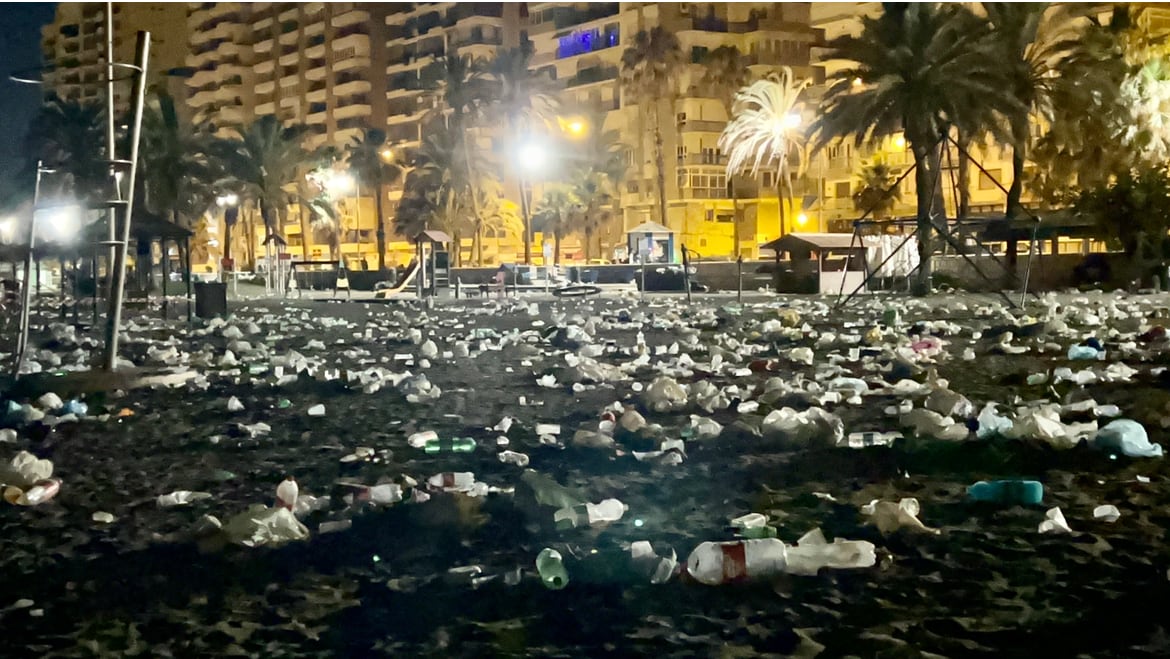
[41,3,188,113]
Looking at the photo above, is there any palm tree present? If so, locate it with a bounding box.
[532,184,580,265]
[566,112,627,261]
[701,45,750,113]
[487,46,561,264]
[139,91,221,229]
[813,3,1021,294]
[23,98,106,201]
[423,54,492,249]
[982,3,1085,220]
[214,115,313,266]
[719,69,810,239]
[621,26,684,231]
[852,161,902,220]
[346,128,403,271]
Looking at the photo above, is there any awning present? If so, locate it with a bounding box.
[626,221,674,235]
[415,229,452,244]
[760,232,862,253]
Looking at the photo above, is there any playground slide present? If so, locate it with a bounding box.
[372,261,421,299]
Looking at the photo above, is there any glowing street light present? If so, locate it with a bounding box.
[567,119,585,136]
[325,171,356,196]
[0,217,15,243]
[40,204,82,244]
[216,193,239,208]
[893,135,906,150]
[380,148,394,161]
[517,141,548,174]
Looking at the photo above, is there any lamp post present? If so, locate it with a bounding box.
[516,140,548,265]
[216,193,239,282]
[326,171,356,265]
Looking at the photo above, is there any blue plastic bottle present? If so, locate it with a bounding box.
[967,480,1043,505]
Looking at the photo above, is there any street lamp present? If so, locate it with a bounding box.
[515,140,549,265]
[216,193,239,278]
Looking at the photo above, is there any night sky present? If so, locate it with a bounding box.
[0,3,58,184]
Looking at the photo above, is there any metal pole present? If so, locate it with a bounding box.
[103,1,118,309]
[14,163,45,378]
[1020,221,1040,307]
[682,244,692,304]
[102,31,150,371]
[520,177,532,265]
[736,254,743,303]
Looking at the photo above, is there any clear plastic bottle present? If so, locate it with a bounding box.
[554,498,625,530]
[685,539,787,585]
[842,431,901,448]
[536,548,569,589]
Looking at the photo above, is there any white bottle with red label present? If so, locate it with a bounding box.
[685,539,787,585]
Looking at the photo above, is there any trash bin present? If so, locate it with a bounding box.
[194,282,227,319]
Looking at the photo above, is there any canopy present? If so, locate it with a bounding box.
[415,229,452,244]
[626,221,674,236]
[760,232,862,254]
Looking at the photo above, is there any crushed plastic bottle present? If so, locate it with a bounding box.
[1093,504,1120,522]
[1067,345,1101,360]
[967,480,1044,506]
[862,498,939,535]
[554,498,625,530]
[784,528,877,576]
[157,491,213,507]
[1038,506,1072,534]
[536,548,569,589]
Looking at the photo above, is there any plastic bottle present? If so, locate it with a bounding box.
[737,525,779,539]
[423,437,476,454]
[407,430,438,448]
[881,306,901,327]
[685,539,787,586]
[841,431,901,448]
[1067,345,1100,360]
[554,498,625,530]
[276,477,298,510]
[966,479,1044,505]
[22,478,61,505]
[536,548,569,589]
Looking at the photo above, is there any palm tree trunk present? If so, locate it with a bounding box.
[1005,143,1025,274]
[911,143,935,296]
[474,220,484,266]
[245,207,257,271]
[299,201,312,260]
[957,133,971,221]
[776,171,787,239]
[374,178,386,271]
[554,231,562,266]
[452,230,462,267]
[651,103,669,230]
[584,228,593,263]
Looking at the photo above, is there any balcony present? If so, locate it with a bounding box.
[253,35,274,53]
[551,3,619,30]
[334,103,371,120]
[333,32,370,54]
[331,8,369,28]
[450,30,503,49]
[678,154,727,166]
[565,66,618,88]
[445,2,504,25]
[556,26,620,59]
[334,79,372,97]
[678,119,725,133]
[279,50,299,66]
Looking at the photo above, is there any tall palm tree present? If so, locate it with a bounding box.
[621,26,684,231]
[423,54,492,248]
[701,45,750,113]
[487,46,561,264]
[139,91,221,229]
[532,184,580,266]
[982,3,1085,220]
[346,127,403,271]
[719,69,810,238]
[214,115,313,267]
[23,98,106,201]
[566,112,627,262]
[813,3,1021,294]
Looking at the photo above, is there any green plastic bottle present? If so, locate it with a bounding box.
[424,437,476,454]
[737,525,779,540]
[536,548,569,589]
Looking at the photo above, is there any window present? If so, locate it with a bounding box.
[627,181,639,194]
[979,169,1002,190]
[691,46,708,63]
[835,181,851,198]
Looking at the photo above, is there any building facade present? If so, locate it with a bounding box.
[41,3,189,113]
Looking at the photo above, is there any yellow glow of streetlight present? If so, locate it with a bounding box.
[518,142,548,174]
[772,112,801,138]
[893,135,906,150]
[567,119,585,135]
[796,212,808,227]
[852,77,862,87]
[216,193,239,207]
[380,148,394,161]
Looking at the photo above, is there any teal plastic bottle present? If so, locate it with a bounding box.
[967,480,1043,505]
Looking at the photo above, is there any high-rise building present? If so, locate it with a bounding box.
[41,3,189,113]
[526,2,822,259]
